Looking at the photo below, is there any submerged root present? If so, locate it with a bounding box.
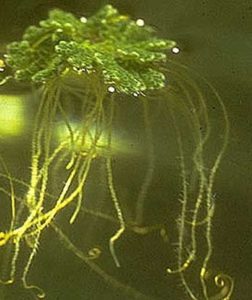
[162,60,230,300]
[51,223,154,300]
[201,269,234,300]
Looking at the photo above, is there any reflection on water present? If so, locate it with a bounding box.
[55,120,140,158]
[0,94,25,136]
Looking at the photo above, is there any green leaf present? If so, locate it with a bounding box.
[5,5,176,95]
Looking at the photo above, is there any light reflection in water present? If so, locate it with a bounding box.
[0,94,25,137]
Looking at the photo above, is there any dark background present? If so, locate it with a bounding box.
[0,1,251,299]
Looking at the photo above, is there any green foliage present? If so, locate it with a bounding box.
[5,5,176,94]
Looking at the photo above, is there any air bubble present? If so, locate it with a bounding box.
[136,19,145,27]
[171,47,180,54]
[80,16,87,23]
[108,86,116,93]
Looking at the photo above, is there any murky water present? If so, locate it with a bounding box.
[0,1,251,300]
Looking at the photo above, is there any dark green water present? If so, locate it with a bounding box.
[0,1,251,300]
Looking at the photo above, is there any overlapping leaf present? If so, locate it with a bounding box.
[5,5,176,94]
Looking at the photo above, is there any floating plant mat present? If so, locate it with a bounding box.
[0,4,233,300]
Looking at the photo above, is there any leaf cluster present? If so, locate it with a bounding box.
[5,5,176,94]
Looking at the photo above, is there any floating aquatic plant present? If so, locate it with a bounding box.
[0,4,233,300]
[5,5,175,94]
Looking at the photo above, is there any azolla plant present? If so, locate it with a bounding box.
[0,4,233,300]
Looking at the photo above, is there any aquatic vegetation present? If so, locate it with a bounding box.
[0,4,233,300]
